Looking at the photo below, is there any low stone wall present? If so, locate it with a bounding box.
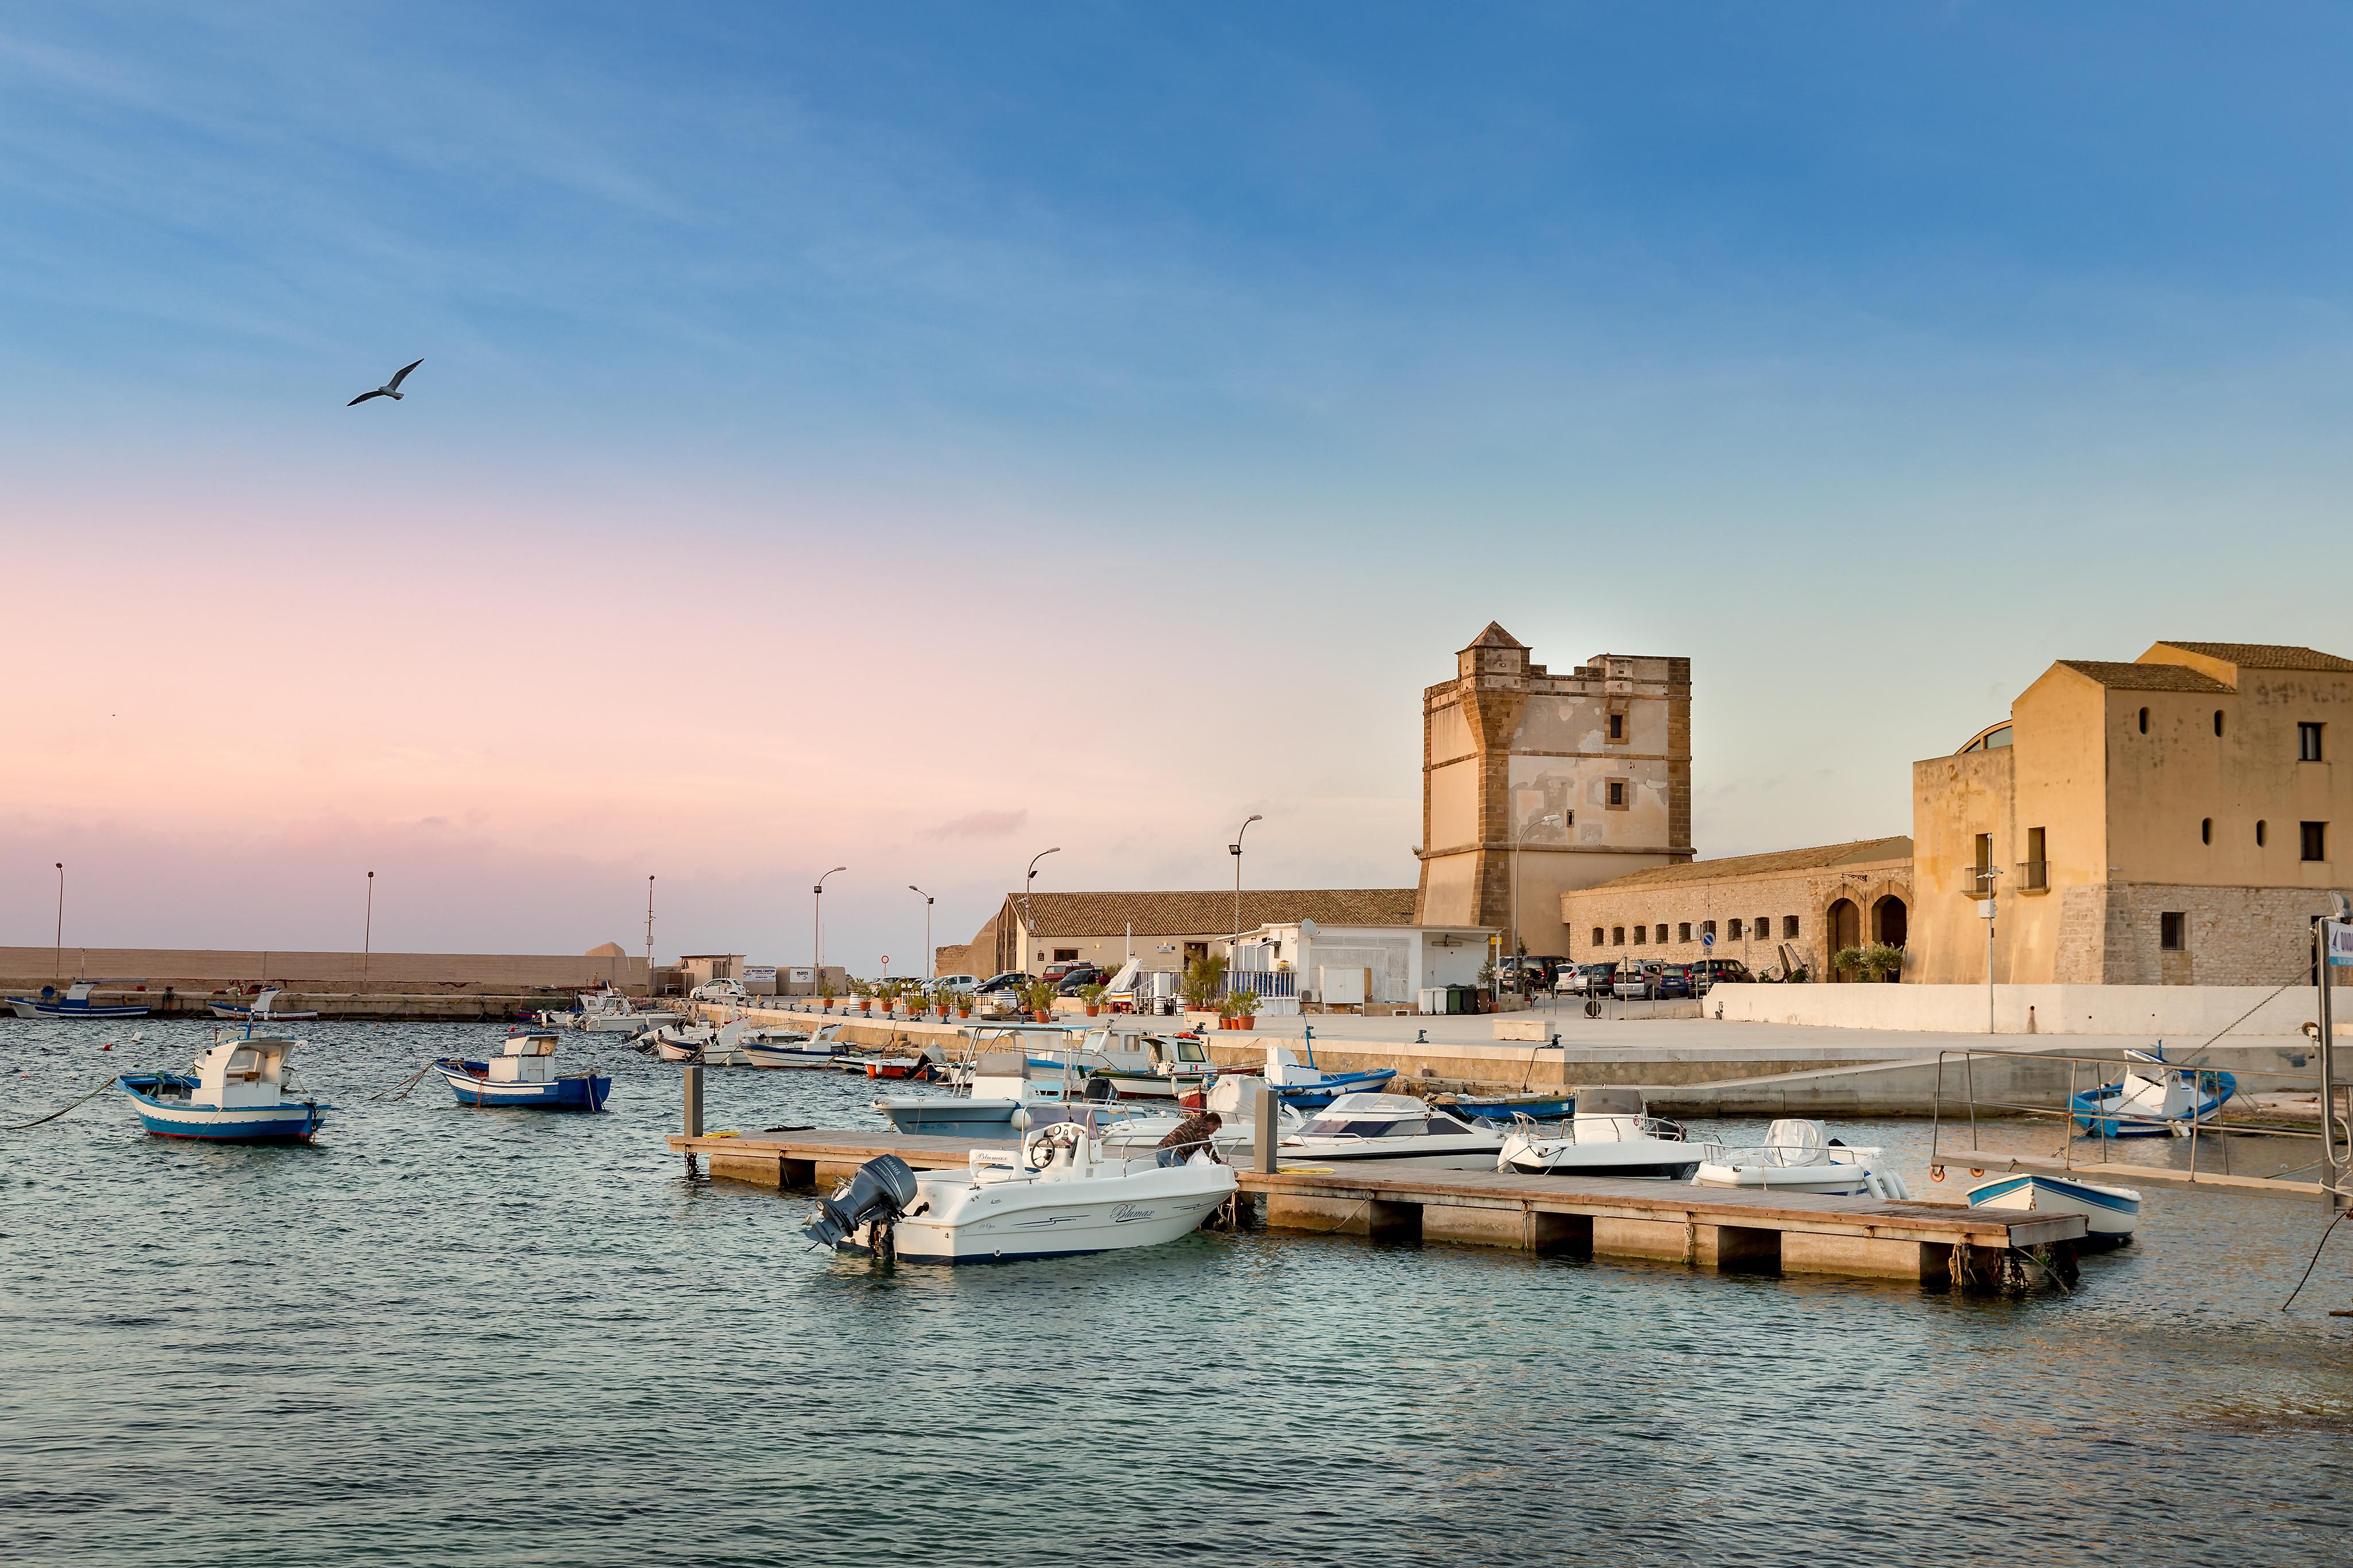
[0,946,646,994]
[1713,982,2348,1036]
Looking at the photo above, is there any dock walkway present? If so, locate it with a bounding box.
[669,1128,2081,1286]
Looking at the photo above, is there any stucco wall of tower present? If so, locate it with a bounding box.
[1910,748,2016,984]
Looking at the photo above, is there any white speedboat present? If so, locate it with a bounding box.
[1966,1172,2140,1244]
[1277,1092,1505,1169]
[576,989,678,1034]
[1694,1119,1909,1198]
[641,1021,716,1061]
[1497,1086,1700,1179]
[742,1024,844,1069]
[1093,1073,1302,1159]
[804,1126,1236,1264]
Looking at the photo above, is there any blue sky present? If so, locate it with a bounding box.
[5,5,2352,965]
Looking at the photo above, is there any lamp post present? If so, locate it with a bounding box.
[362,871,375,988]
[1021,848,1060,975]
[908,885,934,980]
[645,875,656,997]
[52,862,64,982]
[813,867,846,979]
[1229,814,1263,974]
[1976,866,2004,1034]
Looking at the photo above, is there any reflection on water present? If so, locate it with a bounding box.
[3,1018,2351,1567]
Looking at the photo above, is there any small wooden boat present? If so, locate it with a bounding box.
[208,987,321,1024]
[1437,1091,1575,1123]
[9,981,151,1020]
[2070,1046,2233,1138]
[1966,1171,2140,1244]
[1262,1045,1395,1109]
[120,1036,325,1141]
[433,1030,611,1110]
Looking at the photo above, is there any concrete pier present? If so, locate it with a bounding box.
[666,1127,2082,1287]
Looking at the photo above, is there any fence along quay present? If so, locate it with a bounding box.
[666,1118,2085,1291]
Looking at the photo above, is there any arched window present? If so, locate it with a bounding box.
[2138,707,2149,734]
[2256,820,2267,847]
[2201,818,2212,844]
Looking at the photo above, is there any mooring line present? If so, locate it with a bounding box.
[4,1076,120,1130]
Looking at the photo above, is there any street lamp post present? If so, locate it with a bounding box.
[909,885,935,980]
[1021,848,1060,975]
[362,871,375,988]
[645,875,656,997]
[814,866,846,979]
[1977,867,2004,1034]
[1230,814,1263,973]
[52,862,64,982]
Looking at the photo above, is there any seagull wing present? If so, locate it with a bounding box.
[348,389,389,406]
[385,358,423,392]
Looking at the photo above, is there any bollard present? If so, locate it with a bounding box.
[1252,1083,1278,1174]
[682,1063,704,1138]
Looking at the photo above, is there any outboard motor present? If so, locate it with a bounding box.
[803,1154,919,1253]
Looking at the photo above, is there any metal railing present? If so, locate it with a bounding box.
[1926,1045,2352,1199]
[2016,859,2049,891]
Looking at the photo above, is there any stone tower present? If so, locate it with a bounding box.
[1413,624,1692,955]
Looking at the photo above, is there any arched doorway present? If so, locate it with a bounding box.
[1872,895,1908,982]
[1827,898,1861,979]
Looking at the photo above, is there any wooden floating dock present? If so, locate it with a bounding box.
[669,1129,2084,1287]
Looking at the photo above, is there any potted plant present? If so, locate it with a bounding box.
[875,979,900,1015]
[1834,944,1905,984]
[1222,988,1261,1030]
[1078,981,1108,1018]
[855,980,874,1015]
[818,978,838,1013]
[956,992,974,1018]
[1023,978,1057,1023]
[1179,955,1226,1017]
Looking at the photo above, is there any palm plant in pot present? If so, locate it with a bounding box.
[1179,955,1227,1019]
[1022,978,1057,1023]
[1220,988,1261,1030]
[1078,981,1108,1018]
[854,979,874,1015]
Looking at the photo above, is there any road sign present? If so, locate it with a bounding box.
[2326,921,2353,967]
[881,955,891,967]
[1701,932,1715,950]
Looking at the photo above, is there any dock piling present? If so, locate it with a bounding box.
[1252,1084,1277,1174]
[681,1064,703,1175]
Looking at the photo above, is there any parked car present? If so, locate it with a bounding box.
[932,974,980,994]
[689,978,749,1003]
[1556,963,1618,996]
[1040,961,1083,984]
[1053,964,1107,996]
[1687,958,1755,990]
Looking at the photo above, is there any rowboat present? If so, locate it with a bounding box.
[1966,1171,2140,1244]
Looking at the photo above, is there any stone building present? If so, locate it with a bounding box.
[1413,623,1692,959]
[1559,838,1913,979]
[936,888,1418,979]
[1910,640,2353,985]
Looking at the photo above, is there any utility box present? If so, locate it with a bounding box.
[1319,965,1370,1006]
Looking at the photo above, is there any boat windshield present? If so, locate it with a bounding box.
[1301,1115,1426,1138]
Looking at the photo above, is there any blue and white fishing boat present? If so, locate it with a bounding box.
[207,987,321,1024]
[1438,1090,1575,1123]
[2070,1046,2234,1138]
[119,1036,325,1141]
[1262,1043,1395,1110]
[1966,1171,2140,1244]
[434,1029,611,1111]
[742,1022,847,1069]
[8,981,152,1020]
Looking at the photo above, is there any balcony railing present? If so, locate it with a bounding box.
[1962,868,1997,898]
[2018,859,2050,891]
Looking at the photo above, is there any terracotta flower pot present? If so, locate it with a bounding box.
[1236,1015,1255,1029]
[1032,1009,1052,1023]
[859,1001,872,1014]
[1085,1005,1101,1017]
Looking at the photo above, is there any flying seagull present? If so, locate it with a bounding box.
[348,358,424,406]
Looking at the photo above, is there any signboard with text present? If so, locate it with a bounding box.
[2327,921,2353,967]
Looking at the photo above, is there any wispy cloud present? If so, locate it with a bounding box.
[919,809,1027,841]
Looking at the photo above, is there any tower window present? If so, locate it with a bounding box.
[1632,925,1646,945]
[1729,918,1743,940]
[2303,822,2328,863]
[1756,914,1770,940]
[1677,922,1691,943]
[2138,707,2148,734]
[2201,818,2211,845]
[1611,926,1625,946]
[1607,712,1625,741]
[2257,820,2267,847]
[2214,709,2225,737]
[1783,915,1799,939]
[1591,927,1604,947]
[1654,924,1668,944]
[2161,912,2186,952]
[1704,920,1718,940]
[2301,723,2325,762]
[1606,781,1626,809]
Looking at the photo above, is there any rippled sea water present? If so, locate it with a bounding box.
[4,1017,2351,1568]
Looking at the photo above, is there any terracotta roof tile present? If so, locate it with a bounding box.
[2055,660,2234,693]
[1579,837,1913,893]
[1006,889,1418,937]
[2151,642,2353,672]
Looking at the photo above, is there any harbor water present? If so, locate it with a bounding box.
[4,1018,2351,1567]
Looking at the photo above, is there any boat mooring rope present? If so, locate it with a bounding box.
[2281,1208,2352,1313]
[4,1076,120,1130]
[371,1061,439,1102]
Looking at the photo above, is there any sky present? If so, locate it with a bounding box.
[5,3,2351,972]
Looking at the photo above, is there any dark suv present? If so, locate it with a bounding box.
[1053,964,1107,996]
[1688,958,1755,990]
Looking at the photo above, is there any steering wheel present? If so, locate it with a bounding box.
[1024,1121,1086,1168]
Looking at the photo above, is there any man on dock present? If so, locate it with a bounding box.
[1156,1109,1224,1167]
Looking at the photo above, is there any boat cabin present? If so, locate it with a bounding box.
[489,1032,561,1084]
[193,1037,296,1109]
[1296,1092,1478,1140]
[1567,1084,1663,1145]
[967,1051,1078,1103]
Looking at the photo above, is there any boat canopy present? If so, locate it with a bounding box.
[501,1033,560,1056]
[1575,1086,1644,1117]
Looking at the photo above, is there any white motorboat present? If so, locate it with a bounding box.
[804,1123,1236,1264]
[2070,1046,2234,1138]
[1694,1119,1909,1198]
[575,988,678,1034]
[1093,1073,1302,1159]
[1497,1086,1700,1179]
[1966,1172,2140,1244]
[641,1021,716,1061]
[1277,1091,1505,1169]
[742,1023,846,1069]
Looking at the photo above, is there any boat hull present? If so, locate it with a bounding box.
[208,1006,321,1022]
[120,1080,322,1142]
[1966,1173,2139,1239]
[1500,1150,1700,1180]
[1271,1069,1398,1111]
[741,1046,838,1070]
[853,1165,1235,1262]
[16,998,151,1019]
[434,1061,611,1111]
[1692,1162,1876,1195]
